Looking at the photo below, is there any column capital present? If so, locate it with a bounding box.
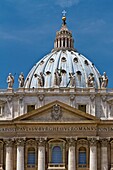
[88,137,99,146]
[4,139,13,147]
[100,138,110,147]
[36,137,47,146]
[66,137,77,146]
[15,138,25,146]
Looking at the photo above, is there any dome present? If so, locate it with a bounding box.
[24,15,101,89]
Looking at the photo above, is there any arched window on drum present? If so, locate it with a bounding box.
[27,147,36,167]
[52,146,62,164]
[78,147,86,168]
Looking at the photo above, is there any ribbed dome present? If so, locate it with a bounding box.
[25,50,101,88]
[24,15,101,89]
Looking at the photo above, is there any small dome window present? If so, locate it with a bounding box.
[61,69,67,74]
[73,57,78,63]
[61,57,66,62]
[26,77,29,81]
[84,60,89,65]
[49,58,54,63]
[40,60,44,65]
[34,74,38,78]
[46,71,51,75]
[76,71,82,75]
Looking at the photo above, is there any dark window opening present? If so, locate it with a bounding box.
[78,147,86,168]
[63,38,65,47]
[27,105,35,112]
[27,147,35,167]
[78,105,86,112]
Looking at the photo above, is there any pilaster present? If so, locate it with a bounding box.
[67,137,77,170]
[37,137,47,170]
[88,137,98,170]
[16,138,25,170]
[5,139,13,170]
[100,138,109,170]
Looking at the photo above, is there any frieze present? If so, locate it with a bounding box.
[1,126,113,133]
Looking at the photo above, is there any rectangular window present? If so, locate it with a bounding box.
[27,105,35,112]
[78,105,86,112]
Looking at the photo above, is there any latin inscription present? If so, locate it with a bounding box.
[0,126,113,133]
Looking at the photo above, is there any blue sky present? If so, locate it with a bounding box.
[0,0,113,88]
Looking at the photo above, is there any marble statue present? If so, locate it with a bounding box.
[18,72,24,88]
[101,72,108,88]
[87,73,95,87]
[69,73,76,87]
[7,73,14,88]
[37,72,45,87]
[54,68,62,86]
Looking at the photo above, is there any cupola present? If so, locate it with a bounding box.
[54,11,75,51]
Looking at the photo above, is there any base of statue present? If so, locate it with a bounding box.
[18,88,25,92]
[7,88,13,93]
[90,88,95,93]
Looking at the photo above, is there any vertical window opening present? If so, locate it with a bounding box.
[52,146,62,164]
[63,38,65,47]
[27,147,35,167]
[67,38,69,47]
[60,38,61,47]
[78,147,86,167]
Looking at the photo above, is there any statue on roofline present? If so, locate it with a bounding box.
[87,73,95,87]
[7,73,14,89]
[18,72,24,88]
[100,72,108,88]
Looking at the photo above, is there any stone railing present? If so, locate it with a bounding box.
[48,163,65,169]
[0,87,113,95]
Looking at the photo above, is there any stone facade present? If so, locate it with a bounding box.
[0,14,113,170]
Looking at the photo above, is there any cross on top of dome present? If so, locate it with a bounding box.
[62,10,66,16]
[62,10,67,25]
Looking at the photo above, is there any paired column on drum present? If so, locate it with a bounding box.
[101,138,109,170]
[89,137,98,170]
[16,138,25,170]
[37,137,47,170]
[67,137,76,170]
[5,139,13,170]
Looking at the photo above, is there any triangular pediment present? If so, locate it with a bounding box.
[14,101,99,123]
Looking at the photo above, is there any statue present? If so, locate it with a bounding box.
[18,72,24,88]
[68,73,76,87]
[7,73,14,88]
[54,68,62,86]
[37,72,45,87]
[87,73,95,87]
[101,72,108,88]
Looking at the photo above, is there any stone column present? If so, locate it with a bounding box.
[16,138,25,170]
[58,39,60,48]
[37,137,47,170]
[61,38,63,47]
[89,138,97,170]
[67,138,76,170]
[65,38,67,48]
[5,139,13,170]
[101,138,109,170]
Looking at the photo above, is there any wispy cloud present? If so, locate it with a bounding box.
[55,0,80,8]
[80,19,106,34]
